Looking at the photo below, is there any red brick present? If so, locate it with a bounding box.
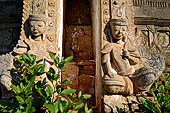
[79,74,95,94]
[62,62,79,90]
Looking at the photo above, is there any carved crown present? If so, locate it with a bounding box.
[111,1,127,20]
[110,19,127,26]
[29,14,47,21]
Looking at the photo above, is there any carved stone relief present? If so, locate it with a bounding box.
[0,0,59,99]
[102,0,165,97]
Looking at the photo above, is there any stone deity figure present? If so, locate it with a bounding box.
[25,14,56,62]
[102,19,165,95]
[102,19,140,76]
[102,19,140,95]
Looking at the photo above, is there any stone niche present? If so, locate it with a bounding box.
[62,0,96,105]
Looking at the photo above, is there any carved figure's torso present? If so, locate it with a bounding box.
[25,38,56,60]
[110,43,131,72]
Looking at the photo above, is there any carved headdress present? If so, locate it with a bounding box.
[110,1,128,26]
[28,14,47,21]
[110,19,127,26]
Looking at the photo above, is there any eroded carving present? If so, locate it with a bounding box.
[29,14,47,39]
[102,19,165,95]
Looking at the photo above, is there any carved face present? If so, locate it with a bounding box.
[110,24,127,40]
[29,20,46,37]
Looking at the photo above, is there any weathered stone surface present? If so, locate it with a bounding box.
[64,26,93,61]
[134,0,170,25]
[79,74,95,94]
[77,60,95,66]
[62,62,79,90]
[65,0,91,25]
[79,70,95,75]
[83,66,95,71]
[104,95,142,113]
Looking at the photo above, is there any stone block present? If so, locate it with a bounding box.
[62,62,79,90]
[77,60,95,66]
[104,95,141,113]
[83,65,95,71]
[64,26,93,61]
[79,74,94,94]
[65,0,91,25]
[79,70,95,75]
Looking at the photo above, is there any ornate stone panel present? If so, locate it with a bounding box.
[134,0,170,25]
[19,0,59,61]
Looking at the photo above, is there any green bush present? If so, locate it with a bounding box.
[0,52,93,113]
[140,74,170,113]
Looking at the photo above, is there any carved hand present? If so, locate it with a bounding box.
[122,49,130,59]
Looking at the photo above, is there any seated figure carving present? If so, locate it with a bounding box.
[102,19,165,95]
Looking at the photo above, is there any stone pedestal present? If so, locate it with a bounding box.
[104,95,142,113]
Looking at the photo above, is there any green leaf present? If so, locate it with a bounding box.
[62,78,72,85]
[49,51,55,60]
[16,109,22,113]
[54,57,59,65]
[49,67,55,74]
[17,85,21,94]
[61,87,76,96]
[11,84,19,94]
[38,88,47,98]
[72,93,77,98]
[46,84,53,97]
[54,74,60,81]
[26,102,32,113]
[16,96,24,104]
[159,85,165,93]
[74,102,84,110]
[36,59,43,64]
[45,103,55,113]
[85,103,88,113]
[59,102,63,112]
[55,84,62,94]
[25,76,35,94]
[25,97,34,104]
[15,57,25,64]
[78,91,82,99]
[23,53,30,62]
[26,67,34,74]
[88,109,93,113]
[139,97,158,113]
[54,98,59,113]
[82,94,91,99]
[35,64,45,75]
[64,56,73,62]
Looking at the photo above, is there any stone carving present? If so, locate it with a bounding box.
[0,40,28,99]
[134,0,170,25]
[102,19,165,95]
[102,19,138,95]
[28,14,47,40]
[0,0,58,99]
[111,2,127,19]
